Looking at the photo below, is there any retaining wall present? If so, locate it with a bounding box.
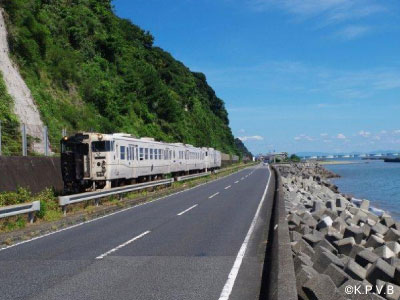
[260,165,297,300]
[0,156,63,193]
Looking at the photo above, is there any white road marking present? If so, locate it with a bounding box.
[177,204,198,216]
[234,181,239,184]
[224,185,231,190]
[96,231,150,260]
[0,166,254,253]
[218,166,272,300]
[241,177,244,180]
[209,192,220,199]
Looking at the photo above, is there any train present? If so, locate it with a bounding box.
[60,132,222,193]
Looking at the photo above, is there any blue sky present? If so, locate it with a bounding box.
[114,0,400,155]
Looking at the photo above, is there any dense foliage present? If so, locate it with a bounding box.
[234,138,253,159]
[1,0,238,154]
[0,73,21,155]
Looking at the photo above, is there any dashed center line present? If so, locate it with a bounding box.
[241,177,244,180]
[177,204,198,216]
[96,230,150,260]
[209,192,219,199]
[234,181,239,184]
[224,185,231,190]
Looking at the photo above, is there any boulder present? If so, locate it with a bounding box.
[292,239,316,258]
[334,237,356,256]
[360,199,370,210]
[344,259,367,281]
[303,233,323,247]
[366,258,395,285]
[296,265,318,300]
[303,274,345,300]
[313,248,344,273]
[384,228,400,242]
[344,226,364,244]
[371,223,389,236]
[317,216,334,231]
[355,249,379,268]
[373,245,395,260]
[365,235,385,249]
[323,263,350,287]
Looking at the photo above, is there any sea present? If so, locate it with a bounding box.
[324,159,400,221]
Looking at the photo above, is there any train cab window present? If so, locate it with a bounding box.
[145,148,149,160]
[120,146,126,160]
[139,148,144,160]
[92,141,112,152]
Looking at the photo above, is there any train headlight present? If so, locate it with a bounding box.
[98,134,103,140]
[63,136,68,141]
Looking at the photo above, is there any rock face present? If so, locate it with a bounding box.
[0,9,46,154]
[279,162,400,300]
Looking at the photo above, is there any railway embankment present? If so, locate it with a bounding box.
[275,162,400,300]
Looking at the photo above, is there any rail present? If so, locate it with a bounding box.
[176,172,211,182]
[58,178,174,214]
[0,201,40,223]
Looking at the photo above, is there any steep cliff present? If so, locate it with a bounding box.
[0,0,238,154]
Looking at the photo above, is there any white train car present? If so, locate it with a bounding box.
[61,132,221,193]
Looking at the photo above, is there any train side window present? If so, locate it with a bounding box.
[150,148,153,160]
[139,148,144,160]
[158,149,161,160]
[145,148,149,160]
[120,146,126,160]
[127,147,130,160]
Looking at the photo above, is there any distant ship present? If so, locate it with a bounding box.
[326,155,334,159]
[343,155,350,158]
[384,157,400,163]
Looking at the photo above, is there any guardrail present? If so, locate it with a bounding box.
[176,172,211,182]
[0,201,40,223]
[58,178,174,214]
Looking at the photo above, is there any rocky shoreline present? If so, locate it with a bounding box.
[276,162,400,300]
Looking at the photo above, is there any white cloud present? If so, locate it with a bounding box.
[294,134,314,141]
[238,135,264,141]
[394,130,400,135]
[320,133,328,137]
[335,25,371,40]
[380,130,387,134]
[337,133,346,139]
[358,130,371,137]
[249,0,385,23]
[239,129,246,133]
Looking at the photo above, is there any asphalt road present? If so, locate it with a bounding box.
[0,164,274,300]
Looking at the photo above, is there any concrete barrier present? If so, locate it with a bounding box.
[260,165,297,300]
[0,156,63,193]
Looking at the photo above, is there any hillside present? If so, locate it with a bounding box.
[234,138,253,159]
[0,0,238,154]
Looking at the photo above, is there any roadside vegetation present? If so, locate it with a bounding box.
[1,0,241,155]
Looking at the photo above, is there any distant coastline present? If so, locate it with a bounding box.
[317,160,364,165]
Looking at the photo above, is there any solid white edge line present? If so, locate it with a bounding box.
[177,204,198,216]
[224,185,231,190]
[234,181,239,184]
[0,165,256,253]
[209,192,220,199]
[218,165,271,300]
[96,230,150,260]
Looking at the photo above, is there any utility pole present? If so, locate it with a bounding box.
[22,123,27,156]
[44,126,49,156]
[0,120,2,156]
